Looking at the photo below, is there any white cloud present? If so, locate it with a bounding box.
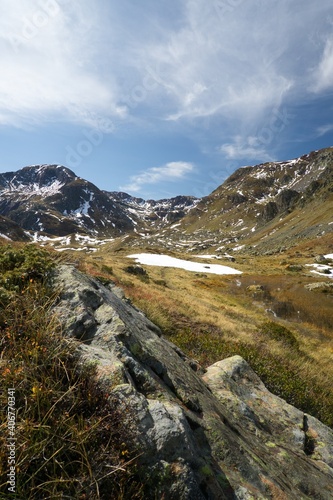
[117,0,333,144]
[0,0,332,146]
[219,136,274,162]
[316,123,333,137]
[312,37,333,92]
[128,0,296,125]
[0,1,124,129]
[120,161,195,193]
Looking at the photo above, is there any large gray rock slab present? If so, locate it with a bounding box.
[203,356,333,468]
[53,265,333,499]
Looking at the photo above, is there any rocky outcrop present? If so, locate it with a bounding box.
[203,357,333,467]
[305,282,333,292]
[261,201,279,222]
[53,265,333,499]
[275,189,300,212]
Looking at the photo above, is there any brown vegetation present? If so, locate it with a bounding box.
[82,246,333,428]
[0,243,144,499]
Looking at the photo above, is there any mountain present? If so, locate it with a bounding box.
[143,147,333,254]
[106,191,199,232]
[0,164,198,241]
[0,165,136,238]
[0,147,332,253]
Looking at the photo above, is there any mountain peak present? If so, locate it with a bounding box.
[20,164,77,183]
[0,164,77,191]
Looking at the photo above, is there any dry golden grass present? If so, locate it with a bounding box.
[0,243,146,499]
[67,245,333,427]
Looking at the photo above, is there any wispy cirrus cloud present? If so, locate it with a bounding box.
[219,136,274,162]
[0,1,125,129]
[1,0,333,179]
[1,0,333,135]
[312,36,333,93]
[316,123,333,137]
[120,161,195,193]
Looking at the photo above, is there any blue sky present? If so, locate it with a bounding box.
[0,0,333,199]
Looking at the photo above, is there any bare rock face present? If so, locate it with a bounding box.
[53,265,333,499]
[203,356,333,468]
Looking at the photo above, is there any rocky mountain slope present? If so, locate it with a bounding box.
[136,147,333,254]
[0,147,332,255]
[0,214,30,241]
[53,263,333,499]
[0,164,198,241]
[106,191,199,232]
[0,165,136,238]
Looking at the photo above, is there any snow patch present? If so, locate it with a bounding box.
[305,261,333,278]
[233,245,245,251]
[127,253,242,275]
[0,233,12,241]
[56,247,97,253]
[193,255,222,260]
[3,180,64,197]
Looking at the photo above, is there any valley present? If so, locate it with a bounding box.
[0,147,332,428]
[1,146,333,498]
[72,238,333,429]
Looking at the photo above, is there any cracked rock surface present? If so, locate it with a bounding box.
[53,265,333,499]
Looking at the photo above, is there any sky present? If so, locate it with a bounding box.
[0,0,333,200]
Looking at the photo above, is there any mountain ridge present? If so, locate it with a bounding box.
[0,146,332,254]
[145,147,333,254]
[0,164,199,241]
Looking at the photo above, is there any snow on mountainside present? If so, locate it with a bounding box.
[2,178,64,198]
[0,165,135,238]
[0,164,74,195]
[106,191,200,230]
[0,164,199,242]
[0,148,332,253]
[221,148,332,204]
[130,147,333,254]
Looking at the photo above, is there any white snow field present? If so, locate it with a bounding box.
[127,253,242,275]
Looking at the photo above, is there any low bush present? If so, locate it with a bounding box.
[124,265,149,282]
[259,321,299,348]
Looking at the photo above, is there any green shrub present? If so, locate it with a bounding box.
[101,264,113,275]
[260,321,299,348]
[0,244,54,304]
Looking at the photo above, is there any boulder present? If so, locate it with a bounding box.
[315,255,328,264]
[285,264,303,272]
[203,356,333,468]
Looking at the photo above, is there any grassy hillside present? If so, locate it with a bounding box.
[80,242,333,428]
